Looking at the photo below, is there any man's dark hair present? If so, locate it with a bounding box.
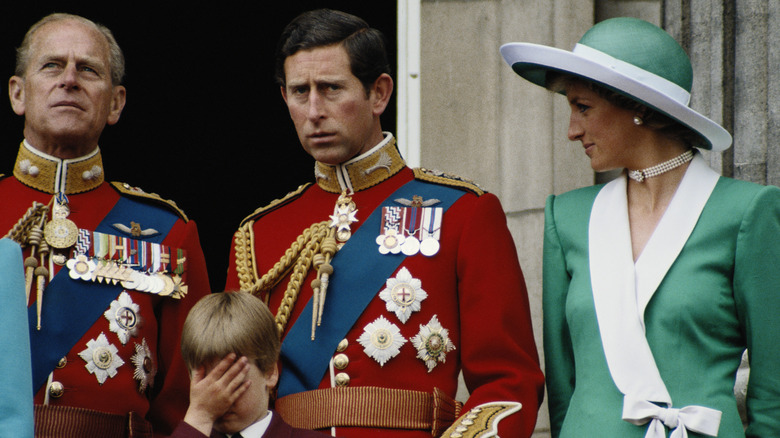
[275,9,391,93]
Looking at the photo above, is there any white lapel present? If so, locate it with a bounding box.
[634,154,720,326]
[589,153,720,404]
[590,174,671,402]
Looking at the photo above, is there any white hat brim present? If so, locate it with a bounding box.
[500,42,732,152]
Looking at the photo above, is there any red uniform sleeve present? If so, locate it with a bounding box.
[455,193,544,436]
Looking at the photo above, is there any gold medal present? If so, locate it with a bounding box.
[45,193,78,248]
[44,218,79,248]
[157,273,175,297]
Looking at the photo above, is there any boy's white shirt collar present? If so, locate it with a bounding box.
[588,153,722,437]
[227,410,272,438]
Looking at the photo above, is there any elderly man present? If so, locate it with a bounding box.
[2,13,210,437]
[226,9,544,437]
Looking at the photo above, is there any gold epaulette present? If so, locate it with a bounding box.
[110,181,189,222]
[441,402,522,437]
[413,168,485,196]
[238,183,311,227]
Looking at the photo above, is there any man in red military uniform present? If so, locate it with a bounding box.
[226,9,544,437]
[1,13,210,437]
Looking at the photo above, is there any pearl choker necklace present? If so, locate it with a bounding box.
[627,150,694,182]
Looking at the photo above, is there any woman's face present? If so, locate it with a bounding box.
[565,81,640,172]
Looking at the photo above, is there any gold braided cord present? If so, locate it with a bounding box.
[4,201,52,326]
[233,220,335,336]
[235,220,332,294]
[233,222,258,292]
[4,201,49,245]
[274,222,331,337]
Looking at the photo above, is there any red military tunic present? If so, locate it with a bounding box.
[226,135,544,437]
[1,142,210,437]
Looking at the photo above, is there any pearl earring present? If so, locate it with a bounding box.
[633,115,644,126]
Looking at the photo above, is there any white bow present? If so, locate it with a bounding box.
[622,395,722,438]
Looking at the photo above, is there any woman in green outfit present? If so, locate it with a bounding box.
[501,18,780,438]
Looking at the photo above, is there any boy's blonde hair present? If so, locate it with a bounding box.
[181,291,280,374]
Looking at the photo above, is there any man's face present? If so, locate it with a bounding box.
[281,44,391,165]
[8,19,126,157]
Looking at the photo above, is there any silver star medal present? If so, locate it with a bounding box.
[330,193,358,245]
[411,315,456,372]
[79,332,125,384]
[379,267,427,323]
[131,338,157,393]
[358,315,407,366]
[104,292,142,345]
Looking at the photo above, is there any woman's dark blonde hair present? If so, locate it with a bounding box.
[181,291,280,374]
[547,71,701,147]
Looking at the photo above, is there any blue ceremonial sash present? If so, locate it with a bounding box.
[29,196,179,391]
[278,179,466,397]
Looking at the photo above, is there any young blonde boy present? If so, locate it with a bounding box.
[171,292,327,438]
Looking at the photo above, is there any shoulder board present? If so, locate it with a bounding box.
[109,181,189,222]
[413,168,485,196]
[239,183,312,226]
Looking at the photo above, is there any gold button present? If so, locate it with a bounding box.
[49,381,64,398]
[56,357,67,368]
[336,338,348,352]
[334,372,350,387]
[333,353,349,370]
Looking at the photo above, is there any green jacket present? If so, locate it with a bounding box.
[543,169,780,438]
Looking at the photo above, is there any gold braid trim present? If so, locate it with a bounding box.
[413,168,485,196]
[441,402,522,438]
[110,181,189,221]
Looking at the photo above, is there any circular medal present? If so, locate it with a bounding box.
[337,229,352,242]
[420,238,440,256]
[121,271,142,290]
[92,347,114,370]
[52,252,68,266]
[145,275,165,294]
[401,236,420,256]
[157,273,175,297]
[383,234,398,249]
[44,218,79,248]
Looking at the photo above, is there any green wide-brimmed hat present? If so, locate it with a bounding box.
[500,17,732,152]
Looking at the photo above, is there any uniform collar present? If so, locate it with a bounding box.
[13,140,105,195]
[314,133,406,194]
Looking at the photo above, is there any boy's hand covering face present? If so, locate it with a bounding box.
[183,354,252,435]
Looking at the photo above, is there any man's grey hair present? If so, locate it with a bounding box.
[15,13,125,85]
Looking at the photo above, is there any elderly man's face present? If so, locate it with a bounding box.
[281,44,391,165]
[8,19,126,158]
